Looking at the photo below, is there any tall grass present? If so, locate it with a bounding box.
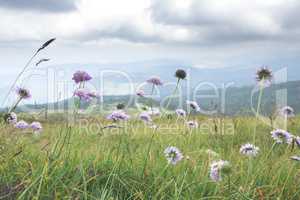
[0,115,300,199]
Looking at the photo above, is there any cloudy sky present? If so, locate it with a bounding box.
[1,0,300,78]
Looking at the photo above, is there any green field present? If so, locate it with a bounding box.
[1,114,300,199]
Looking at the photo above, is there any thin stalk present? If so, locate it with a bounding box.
[8,96,22,113]
[253,82,264,143]
[165,78,180,113]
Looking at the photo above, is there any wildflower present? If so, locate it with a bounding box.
[14,120,29,129]
[290,156,300,161]
[72,70,92,84]
[147,76,163,86]
[4,112,17,124]
[239,143,259,157]
[17,87,31,99]
[74,88,98,102]
[136,90,145,97]
[209,160,231,182]
[175,69,187,80]
[107,110,130,122]
[186,100,200,111]
[279,106,295,118]
[186,120,198,128]
[30,122,42,135]
[164,146,183,165]
[139,112,152,123]
[256,66,272,85]
[175,109,186,117]
[271,129,293,144]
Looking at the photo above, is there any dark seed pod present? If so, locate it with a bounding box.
[175,69,187,80]
[116,103,125,110]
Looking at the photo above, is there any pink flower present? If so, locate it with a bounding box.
[72,70,92,84]
[147,76,163,86]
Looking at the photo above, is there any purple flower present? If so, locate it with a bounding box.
[271,129,293,144]
[164,146,183,165]
[147,76,163,86]
[74,88,98,102]
[107,110,130,121]
[175,109,186,117]
[136,90,145,97]
[240,143,259,157]
[30,121,42,132]
[139,112,152,123]
[186,100,200,111]
[16,87,31,99]
[279,106,295,118]
[186,120,198,128]
[293,135,300,147]
[72,70,92,84]
[14,120,29,129]
[209,160,231,182]
[6,112,17,124]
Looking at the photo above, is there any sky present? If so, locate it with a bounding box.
[1,0,300,100]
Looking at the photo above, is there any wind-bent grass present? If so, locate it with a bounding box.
[0,115,300,199]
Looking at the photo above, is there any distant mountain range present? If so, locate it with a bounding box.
[1,59,299,108]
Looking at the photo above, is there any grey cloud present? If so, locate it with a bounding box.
[0,0,78,12]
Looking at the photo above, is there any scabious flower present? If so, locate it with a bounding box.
[14,120,29,129]
[176,109,186,117]
[74,88,98,102]
[240,143,259,157]
[147,76,163,86]
[139,112,152,123]
[256,66,273,85]
[5,112,17,124]
[72,70,92,84]
[136,90,145,97]
[186,120,198,128]
[209,160,231,182]
[279,106,295,118]
[175,69,187,80]
[271,129,293,144]
[30,122,43,133]
[107,110,130,122]
[186,100,200,111]
[17,87,31,99]
[164,146,183,165]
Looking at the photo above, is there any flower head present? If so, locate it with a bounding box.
[175,69,187,80]
[164,146,183,165]
[256,66,273,85]
[139,112,152,123]
[240,143,259,157]
[72,70,92,84]
[279,106,295,118]
[74,88,98,102]
[147,76,163,86]
[209,160,231,182]
[30,121,42,132]
[271,129,293,144]
[186,100,200,111]
[186,120,198,128]
[136,90,145,97]
[14,120,29,129]
[175,109,186,117]
[17,87,31,99]
[107,110,130,121]
[5,112,17,124]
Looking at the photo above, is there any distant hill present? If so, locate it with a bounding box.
[7,80,300,116]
